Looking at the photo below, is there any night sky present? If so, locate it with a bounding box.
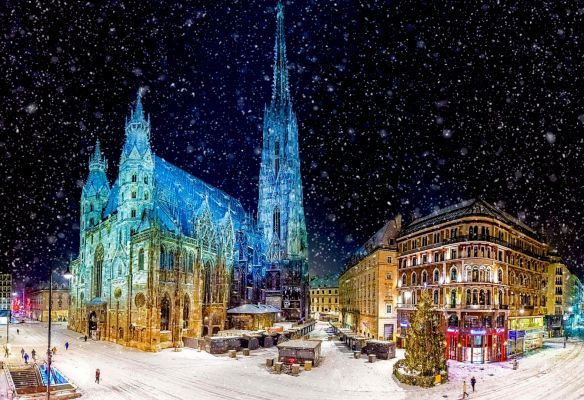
[1,1,583,286]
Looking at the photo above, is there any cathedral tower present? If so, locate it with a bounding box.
[118,90,154,236]
[257,1,309,320]
[81,139,110,232]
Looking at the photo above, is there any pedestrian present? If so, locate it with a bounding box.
[52,346,57,356]
[17,328,19,335]
[462,380,469,399]
[564,336,567,348]
[23,352,29,364]
[31,349,36,362]
[20,348,24,358]
[65,342,69,350]
[95,368,101,384]
[84,335,88,342]
[470,376,476,392]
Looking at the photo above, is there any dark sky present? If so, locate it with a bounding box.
[1,0,583,286]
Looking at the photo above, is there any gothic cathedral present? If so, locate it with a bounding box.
[68,1,309,350]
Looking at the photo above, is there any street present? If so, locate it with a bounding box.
[2,322,584,400]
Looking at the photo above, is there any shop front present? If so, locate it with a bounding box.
[445,326,507,363]
[507,316,544,357]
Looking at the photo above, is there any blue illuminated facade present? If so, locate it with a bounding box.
[68,1,308,350]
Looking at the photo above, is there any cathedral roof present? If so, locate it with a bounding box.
[104,155,248,235]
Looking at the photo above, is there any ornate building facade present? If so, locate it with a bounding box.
[68,2,309,351]
[396,199,549,363]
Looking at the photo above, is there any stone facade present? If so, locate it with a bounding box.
[339,217,400,341]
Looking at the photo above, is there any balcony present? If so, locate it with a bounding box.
[399,235,548,261]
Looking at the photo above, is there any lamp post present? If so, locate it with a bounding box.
[46,265,72,399]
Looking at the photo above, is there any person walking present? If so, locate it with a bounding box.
[3,345,8,358]
[84,335,88,342]
[462,380,469,399]
[470,376,476,392]
[65,342,69,351]
[95,368,101,384]
[52,346,57,356]
[23,352,29,364]
[20,348,25,359]
[16,328,19,335]
[31,349,36,362]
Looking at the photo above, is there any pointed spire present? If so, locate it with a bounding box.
[271,0,290,108]
[89,138,107,171]
[131,89,145,123]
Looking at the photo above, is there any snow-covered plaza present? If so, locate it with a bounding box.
[2,322,583,400]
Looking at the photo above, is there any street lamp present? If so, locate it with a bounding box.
[46,265,73,399]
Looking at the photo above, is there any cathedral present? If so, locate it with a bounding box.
[68,1,309,351]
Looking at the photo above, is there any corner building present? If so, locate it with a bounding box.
[339,217,400,341]
[68,2,309,351]
[396,199,549,363]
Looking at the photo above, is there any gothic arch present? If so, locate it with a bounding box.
[93,244,104,298]
[160,293,171,331]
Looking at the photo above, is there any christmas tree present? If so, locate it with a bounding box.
[403,290,447,377]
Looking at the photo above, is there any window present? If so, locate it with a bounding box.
[387,256,392,263]
[131,191,137,199]
[423,255,428,264]
[138,249,145,271]
[131,209,136,218]
[89,203,94,212]
[450,249,457,259]
[274,141,280,176]
[412,272,417,285]
[144,192,149,200]
[386,304,392,314]
[434,252,439,262]
[433,290,439,305]
[144,176,148,184]
[273,208,281,239]
[386,272,392,280]
[450,267,458,282]
[433,270,439,282]
[401,274,406,286]
[422,271,428,284]
[132,173,137,183]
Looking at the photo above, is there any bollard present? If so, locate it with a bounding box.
[291,363,300,376]
[243,348,250,356]
[266,358,274,368]
[368,354,376,363]
[228,349,237,359]
[274,362,283,374]
[353,351,361,359]
[304,360,313,371]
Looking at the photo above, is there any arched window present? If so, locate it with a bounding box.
[144,192,149,200]
[183,295,190,329]
[467,247,471,257]
[472,289,478,305]
[472,267,479,282]
[401,273,406,286]
[450,289,456,308]
[93,245,104,298]
[131,173,137,183]
[138,249,145,271]
[411,272,417,285]
[273,208,281,240]
[498,268,503,283]
[450,267,458,282]
[466,289,471,305]
[433,290,439,305]
[433,269,439,282]
[499,289,504,305]
[486,290,491,305]
[160,295,171,331]
[274,141,280,176]
[422,271,428,284]
[479,289,486,305]
[160,246,168,269]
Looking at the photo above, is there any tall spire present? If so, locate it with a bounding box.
[123,89,151,158]
[271,1,290,108]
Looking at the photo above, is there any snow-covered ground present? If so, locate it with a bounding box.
[1,322,582,400]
